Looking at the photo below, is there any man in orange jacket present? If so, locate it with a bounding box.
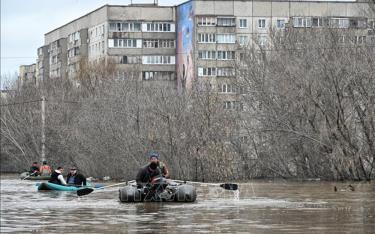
[39,161,52,176]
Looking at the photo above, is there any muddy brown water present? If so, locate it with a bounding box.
[1,174,374,233]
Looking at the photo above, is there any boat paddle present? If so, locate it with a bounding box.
[172,180,238,191]
[77,181,135,196]
[22,171,37,180]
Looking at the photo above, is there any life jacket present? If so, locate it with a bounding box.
[49,171,62,184]
[40,165,52,175]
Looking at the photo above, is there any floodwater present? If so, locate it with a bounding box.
[1,174,374,233]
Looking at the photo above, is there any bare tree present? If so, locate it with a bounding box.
[238,27,375,180]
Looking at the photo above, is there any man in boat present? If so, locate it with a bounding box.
[66,167,87,186]
[39,161,52,176]
[136,151,170,187]
[135,153,162,188]
[49,167,67,185]
[135,151,171,201]
[29,162,40,176]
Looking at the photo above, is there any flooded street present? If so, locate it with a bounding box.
[1,174,374,233]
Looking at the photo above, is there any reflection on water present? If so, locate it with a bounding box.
[1,174,374,233]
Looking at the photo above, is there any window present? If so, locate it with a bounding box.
[142,71,175,81]
[218,83,237,93]
[217,51,235,60]
[293,17,312,28]
[50,55,57,65]
[142,56,175,64]
[217,67,235,77]
[108,39,141,48]
[109,22,142,32]
[239,19,248,28]
[198,50,216,60]
[198,33,216,43]
[217,34,236,43]
[258,36,268,47]
[197,16,216,26]
[238,36,249,46]
[351,36,366,44]
[145,23,174,32]
[223,101,243,111]
[143,71,156,80]
[120,56,138,64]
[312,17,323,27]
[217,17,236,27]
[68,47,80,58]
[349,18,367,28]
[109,23,117,31]
[143,39,175,48]
[276,19,285,29]
[198,67,216,76]
[258,19,266,28]
[329,18,349,28]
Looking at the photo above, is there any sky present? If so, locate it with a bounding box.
[0,0,185,89]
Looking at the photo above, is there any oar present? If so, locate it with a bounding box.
[22,171,37,180]
[77,181,135,196]
[172,180,238,191]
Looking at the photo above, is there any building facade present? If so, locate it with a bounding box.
[37,3,176,88]
[23,1,374,91]
[176,0,375,98]
[19,64,37,86]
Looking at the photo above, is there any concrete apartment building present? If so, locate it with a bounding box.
[19,64,37,86]
[24,0,374,94]
[37,3,176,88]
[176,0,375,108]
[36,45,49,83]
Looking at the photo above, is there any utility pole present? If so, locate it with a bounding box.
[41,96,46,162]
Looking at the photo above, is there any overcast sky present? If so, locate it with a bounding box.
[0,0,185,88]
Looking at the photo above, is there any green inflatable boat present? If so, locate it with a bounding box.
[20,172,50,180]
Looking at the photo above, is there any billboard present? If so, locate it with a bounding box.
[176,0,194,92]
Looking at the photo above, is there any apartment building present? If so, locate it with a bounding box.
[36,45,49,83]
[36,3,176,88]
[24,1,374,92]
[19,64,37,86]
[176,0,375,103]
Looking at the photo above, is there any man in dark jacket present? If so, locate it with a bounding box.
[136,152,170,201]
[49,167,67,185]
[29,162,40,176]
[136,156,162,187]
[66,167,87,186]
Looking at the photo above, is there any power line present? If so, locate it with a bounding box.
[0,99,42,107]
[1,57,37,59]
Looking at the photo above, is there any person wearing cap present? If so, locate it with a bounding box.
[39,161,52,176]
[136,153,161,187]
[49,167,67,185]
[66,167,87,186]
